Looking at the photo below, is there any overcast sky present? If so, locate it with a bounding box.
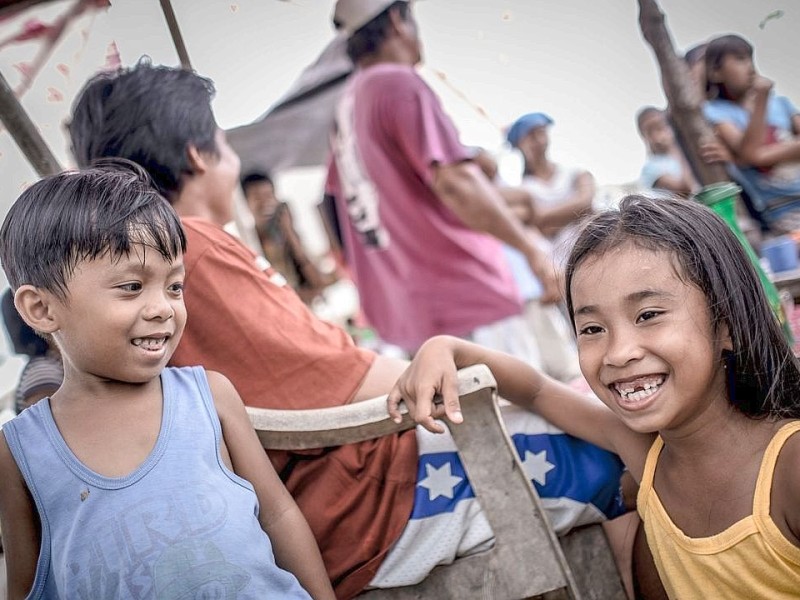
[0,0,798,387]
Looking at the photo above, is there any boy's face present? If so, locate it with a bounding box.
[200,129,242,227]
[48,243,187,385]
[245,181,279,230]
[639,112,674,155]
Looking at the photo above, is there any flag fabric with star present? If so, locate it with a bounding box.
[370,405,625,589]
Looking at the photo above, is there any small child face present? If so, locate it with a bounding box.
[639,111,674,155]
[48,243,186,385]
[570,243,731,435]
[245,181,279,229]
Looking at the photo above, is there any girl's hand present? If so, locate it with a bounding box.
[752,75,774,96]
[387,336,464,433]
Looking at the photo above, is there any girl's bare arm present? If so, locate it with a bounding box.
[387,336,653,480]
[208,371,335,600]
[0,433,40,599]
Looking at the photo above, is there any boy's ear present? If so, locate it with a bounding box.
[186,143,209,175]
[14,285,61,334]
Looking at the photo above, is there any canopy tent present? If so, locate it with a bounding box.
[226,34,352,177]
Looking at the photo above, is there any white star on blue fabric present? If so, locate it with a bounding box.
[521,449,555,486]
[418,462,463,501]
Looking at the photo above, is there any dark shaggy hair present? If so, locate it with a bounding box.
[0,160,186,302]
[240,171,274,195]
[342,1,409,63]
[68,58,218,202]
[565,194,800,420]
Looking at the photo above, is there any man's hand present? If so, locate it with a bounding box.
[387,336,464,434]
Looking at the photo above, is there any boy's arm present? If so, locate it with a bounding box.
[207,371,335,600]
[0,432,40,599]
[653,173,693,195]
[387,336,653,480]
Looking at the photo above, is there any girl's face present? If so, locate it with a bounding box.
[570,243,731,435]
[711,52,755,100]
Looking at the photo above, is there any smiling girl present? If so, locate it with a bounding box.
[390,194,800,597]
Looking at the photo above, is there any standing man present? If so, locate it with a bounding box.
[328,0,559,357]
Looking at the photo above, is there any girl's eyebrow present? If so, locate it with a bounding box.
[574,289,677,317]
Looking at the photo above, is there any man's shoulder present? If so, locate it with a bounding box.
[358,63,426,93]
[181,217,237,249]
[180,217,253,268]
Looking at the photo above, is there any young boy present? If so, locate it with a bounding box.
[0,163,334,599]
[636,106,699,195]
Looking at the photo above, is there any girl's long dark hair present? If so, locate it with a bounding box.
[565,194,800,420]
[705,34,754,100]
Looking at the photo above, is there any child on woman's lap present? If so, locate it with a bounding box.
[0,163,334,599]
[391,194,800,598]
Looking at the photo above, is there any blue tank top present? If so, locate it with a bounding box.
[3,366,311,599]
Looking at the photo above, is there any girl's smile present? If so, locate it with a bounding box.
[571,242,732,435]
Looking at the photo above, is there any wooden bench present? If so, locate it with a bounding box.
[248,364,627,600]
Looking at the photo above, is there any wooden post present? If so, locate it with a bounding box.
[0,70,61,176]
[637,0,728,186]
[159,0,192,70]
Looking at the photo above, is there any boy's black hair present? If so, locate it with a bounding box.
[704,34,754,99]
[68,58,218,202]
[565,194,800,420]
[343,1,409,63]
[0,160,187,302]
[240,171,274,195]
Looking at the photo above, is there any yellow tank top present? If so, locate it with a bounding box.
[637,420,800,599]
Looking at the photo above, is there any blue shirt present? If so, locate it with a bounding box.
[3,366,311,599]
[704,94,800,222]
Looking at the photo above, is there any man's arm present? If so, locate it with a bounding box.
[533,171,596,237]
[432,161,560,302]
[351,354,409,402]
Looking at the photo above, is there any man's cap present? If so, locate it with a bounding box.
[506,112,554,147]
[332,0,408,36]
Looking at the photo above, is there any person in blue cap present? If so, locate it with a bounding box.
[505,112,596,266]
[498,112,596,383]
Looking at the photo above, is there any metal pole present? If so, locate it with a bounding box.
[0,70,61,177]
[159,0,192,70]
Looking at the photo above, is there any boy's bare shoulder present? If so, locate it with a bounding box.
[0,429,31,507]
[204,370,244,418]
